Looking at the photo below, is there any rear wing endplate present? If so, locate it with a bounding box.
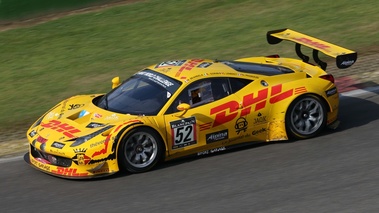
[267,28,357,70]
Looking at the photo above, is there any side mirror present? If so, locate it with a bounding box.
[112,77,120,89]
[176,103,190,117]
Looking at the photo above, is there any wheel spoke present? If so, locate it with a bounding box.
[127,150,136,160]
[144,146,153,154]
[308,116,317,122]
[296,120,304,129]
[140,152,148,162]
[309,105,319,114]
[141,138,150,146]
[134,153,141,163]
[136,134,144,143]
[304,120,311,132]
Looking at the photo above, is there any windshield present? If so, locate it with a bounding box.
[97,70,181,115]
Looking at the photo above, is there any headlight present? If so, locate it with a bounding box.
[70,125,113,147]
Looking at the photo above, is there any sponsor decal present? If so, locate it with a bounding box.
[40,120,81,138]
[90,140,105,148]
[175,59,204,77]
[136,71,175,88]
[293,37,330,52]
[135,70,181,94]
[31,158,51,171]
[252,128,267,136]
[105,113,119,120]
[197,62,213,68]
[48,149,66,156]
[235,117,248,134]
[189,74,203,80]
[155,60,186,68]
[326,87,337,97]
[72,148,91,166]
[51,167,88,177]
[197,146,226,156]
[92,168,110,174]
[68,104,84,110]
[210,84,294,127]
[93,113,102,118]
[254,113,267,124]
[51,141,65,149]
[86,122,105,128]
[206,129,228,144]
[228,133,252,143]
[170,117,197,149]
[340,60,355,66]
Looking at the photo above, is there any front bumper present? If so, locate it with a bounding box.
[29,144,117,179]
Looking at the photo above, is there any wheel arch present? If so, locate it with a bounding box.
[284,92,329,139]
[114,124,167,164]
[266,91,330,141]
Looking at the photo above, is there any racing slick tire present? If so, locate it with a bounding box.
[118,127,164,173]
[285,94,327,139]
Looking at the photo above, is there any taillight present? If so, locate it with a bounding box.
[320,74,335,83]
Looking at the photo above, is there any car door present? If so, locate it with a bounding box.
[163,77,253,158]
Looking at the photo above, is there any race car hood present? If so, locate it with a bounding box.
[32,94,141,142]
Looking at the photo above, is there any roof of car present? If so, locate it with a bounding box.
[146,58,295,82]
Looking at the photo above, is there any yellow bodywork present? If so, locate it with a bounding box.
[26,29,351,178]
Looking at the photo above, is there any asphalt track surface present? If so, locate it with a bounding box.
[1,87,379,213]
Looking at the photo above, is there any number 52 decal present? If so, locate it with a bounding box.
[170,117,197,149]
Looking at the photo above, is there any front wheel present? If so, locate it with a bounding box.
[118,127,164,173]
[286,95,327,139]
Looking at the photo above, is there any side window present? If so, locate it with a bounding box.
[229,78,252,93]
[167,78,231,114]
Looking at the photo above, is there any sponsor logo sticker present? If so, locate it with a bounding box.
[170,117,197,149]
[206,129,228,144]
[51,142,65,149]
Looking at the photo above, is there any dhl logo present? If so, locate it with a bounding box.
[210,84,306,127]
[293,37,330,52]
[175,59,204,77]
[51,167,88,177]
[40,120,81,138]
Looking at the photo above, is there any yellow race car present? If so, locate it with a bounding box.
[26,29,357,178]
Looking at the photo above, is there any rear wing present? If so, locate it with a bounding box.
[267,28,357,70]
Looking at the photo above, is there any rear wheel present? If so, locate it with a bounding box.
[286,95,327,139]
[118,127,164,173]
